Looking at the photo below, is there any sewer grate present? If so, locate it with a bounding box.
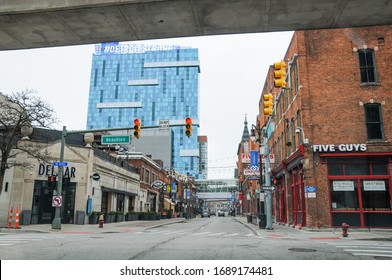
[288,248,317,253]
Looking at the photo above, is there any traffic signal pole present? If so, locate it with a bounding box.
[263,125,273,230]
[51,126,66,230]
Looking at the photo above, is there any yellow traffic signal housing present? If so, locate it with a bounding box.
[185,117,192,137]
[274,60,287,88]
[263,93,274,116]
[133,118,141,138]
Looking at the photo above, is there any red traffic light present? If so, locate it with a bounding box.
[48,176,56,183]
[133,118,141,138]
[185,117,192,137]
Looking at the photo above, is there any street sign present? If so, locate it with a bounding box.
[101,135,130,145]
[52,196,62,207]
[159,119,170,131]
[250,151,259,168]
[261,185,276,191]
[53,162,68,167]
[91,173,101,181]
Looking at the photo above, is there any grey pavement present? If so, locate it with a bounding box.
[233,215,392,241]
[1,215,391,242]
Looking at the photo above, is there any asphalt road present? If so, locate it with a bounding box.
[1,216,392,260]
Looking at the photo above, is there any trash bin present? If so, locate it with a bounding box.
[247,214,252,223]
[258,213,266,229]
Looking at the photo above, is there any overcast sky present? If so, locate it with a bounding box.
[0,31,294,179]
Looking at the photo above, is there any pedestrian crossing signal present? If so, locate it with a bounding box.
[48,176,56,190]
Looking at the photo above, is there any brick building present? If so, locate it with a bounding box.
[260,26,392,228]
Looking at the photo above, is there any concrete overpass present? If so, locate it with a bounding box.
[1,0,392,50]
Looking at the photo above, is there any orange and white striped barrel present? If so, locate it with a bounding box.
[7,207,13,228]
[14,208,20,229]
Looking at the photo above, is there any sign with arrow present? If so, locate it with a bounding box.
[261,185,276,191]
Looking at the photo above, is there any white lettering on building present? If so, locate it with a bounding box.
[312,144,367,153]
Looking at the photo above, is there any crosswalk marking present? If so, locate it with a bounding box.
[0,235,64,247]
[327,242,392,258]
[133,230,258,238]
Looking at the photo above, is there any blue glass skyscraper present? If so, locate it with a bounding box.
[86,42,200,178]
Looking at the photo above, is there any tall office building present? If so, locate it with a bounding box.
[86,42,201,178]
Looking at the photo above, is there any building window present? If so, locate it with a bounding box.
[94,69,98,87]
[115,85,119,99]
[116,63,120,82]
[364,103,384,140]
[102,60,106,77]
[358,49,377,84]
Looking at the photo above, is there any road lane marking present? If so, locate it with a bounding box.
[224,233,239,237]
[208,232,226,236]
[191,232,211,236]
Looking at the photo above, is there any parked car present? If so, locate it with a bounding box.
[209,210,216,216]
[201,211,210,218]
[217,210,225,217]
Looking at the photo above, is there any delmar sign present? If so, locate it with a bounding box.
[101,135,130,145]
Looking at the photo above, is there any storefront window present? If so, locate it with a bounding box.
[361,180,391,210]
[330,180,359,210]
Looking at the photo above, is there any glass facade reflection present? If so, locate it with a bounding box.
[87,43,200,177]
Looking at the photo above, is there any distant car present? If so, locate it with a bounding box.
[201,211,210,218]
[209,210,216,216]
[217,210,225,217]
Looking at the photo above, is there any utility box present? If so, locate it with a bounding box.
[76,211,85,224]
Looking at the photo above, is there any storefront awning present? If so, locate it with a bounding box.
[164,198,176,206]
[101,186,138,196]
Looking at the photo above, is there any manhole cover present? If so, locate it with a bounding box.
[288,248,317,253]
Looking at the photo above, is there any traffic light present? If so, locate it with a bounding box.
[272,177,280,187]
[133,118,141,139]
[263,93,274,116]
[48,175,56,190]
[185,117,192,137]
[274,60,287,88]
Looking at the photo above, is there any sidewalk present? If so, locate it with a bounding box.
[232,215,392,241]
[0,217,186,235]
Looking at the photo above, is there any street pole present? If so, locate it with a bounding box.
[258,129,264,215]
[263,127,273,230]
[51,125,66,230]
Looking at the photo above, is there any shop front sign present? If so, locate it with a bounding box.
[312,144,367,153]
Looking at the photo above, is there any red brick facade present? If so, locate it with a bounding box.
[260,26,392,228]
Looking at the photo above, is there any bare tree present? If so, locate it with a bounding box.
[0,89,57,194]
